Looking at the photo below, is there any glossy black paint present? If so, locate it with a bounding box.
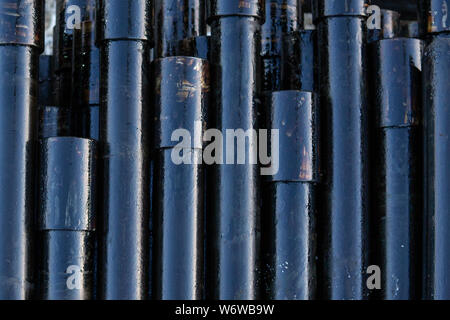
[39,106,70,139]
[153,56,210,149]
[55,0,88,70]
[268,91,319,183]
[370,38,423,300]
[73,105,100,141]
[152,56,208,299]
[54,69,72,108]
[207,16,262,300]
[97,0,152,42]
[316,16,370,300]
[373,128,421,300]
[371,1,418,20]
[72,19,100,108]
[39,55,55,106]
[38,232,95,300]
[0,0,44,50]
[0,45,38,300]
[39,137,97,237]
[153,149,204,300]
[312,0,368,21]
[401,21,420,38]
[263,182,317,300]
[176,36,211,60]
[154,0,206,58]
[261,0,302,57]
[38,137,97,300]
[261,1,302,92]
[423,36,450,300]
[99,40,151,300]
[371,39,423,128]
[207,0,265,21]
[367,9,400,43]
[263,90,318,300]
[418,0,450,35]
[281,30,316,91]
[262,56,282,91]
[72,2,100,140]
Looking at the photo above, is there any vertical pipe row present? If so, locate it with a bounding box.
[313,0,370,300]
[97,0,152,300]
[152,56,209,300]
[0,0,43,299]
[206,0,264,300]
[38,137,97,300]
[370,38,423,300]
[264,91,318,300]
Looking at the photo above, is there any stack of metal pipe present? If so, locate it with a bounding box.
[0,0,449,302]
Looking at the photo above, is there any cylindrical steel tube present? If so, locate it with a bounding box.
[367,9,401,43]
[314,0,370,300]
[0,0,44,49]
[281,30,316,91]
[97,0,151,300]
[39,55,55,106]
[423,36,450,300]
[38,137,97,300]
[154,0,206,58]
[263,91,318,300]
[39,106,70,139]
[418,0,450,36]
[0,0,42,300]
[370,38,423,300]
[72,0,99,140]
[401,21,420,38]
[54,1,88,108]
[175,35,210,60]
[261,0,302,92]
[152,56,209,300]
[206,0,263,300]
[153,149,204,299]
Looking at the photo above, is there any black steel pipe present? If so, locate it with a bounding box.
[152,56,209,300]
[154,0,206,58]
[39,106,70,139]
[0,0,42,300]
[261,0,302,57]
[206,0,263,300]
[72,1,99,140]
[401,21,421,38]
[54,1,88,108]
[0,0,44,49]
[153,149,204,300]
[39,55,54,106]
[261,0,302,92]
[38,137,97,300]
[423,36,450,300]
[97,0,152,300]
[281,30,316,91]
[418,0,450,36]
[74,105,99,141]
[370,38,423,300]
[367,9,401,43]
[55,0,87,70]
[175,36,211,60]
[263,91,318,300]
[314,0,370,300]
